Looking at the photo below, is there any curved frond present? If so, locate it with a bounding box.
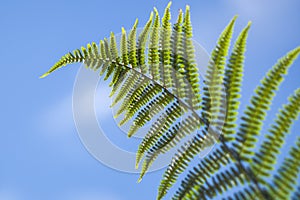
[136,101,183,168]
[193,165,248,199]
[128,19,139,68]
[222,22,251,141]
[103,37,113,80]
[110,32,121,86]
[148,8,161,82]
[137,12,153,74]
[139,114,201,181]
[40,3,300,199]
[182,5,201,109]
[111,72,144,109]
[201,16,237,133]
[157,131,215,200]
[251,88,300,184]
[234,46,300,161]
[127,91,173,135]
[40,51,83,78]
[173,146,231,200]
[122,84,162,134]
[268,137,300,199]
[159,2,173,88]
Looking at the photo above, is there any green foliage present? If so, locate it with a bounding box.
[41,2,300,200]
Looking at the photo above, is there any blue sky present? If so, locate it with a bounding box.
[1,0,300,199]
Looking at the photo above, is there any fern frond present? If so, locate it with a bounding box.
[138,12,154,74]
[139,114,201,181]
[171,9,184,73]
[81,43,98,69]
[109,43,125,94]
[222,22,251,141]
[201,16,237,133]
[173,146,231,200]
[126,91,174,136]
[120,28,129,66]
[111,71,140,107]
[224,185,260,200]
[117,78,155,122]
[128,19,139,68]
[157,131,215,200]
[267,137,300,199]
[91,42,104,70]
[193,165,248,199]
[103,37,113,80]
[170,9,189,102]
[99,40,109,76]
[136,101,183,168]
[251,88,300,184]
[108,20,139,96]
[41,4,300,199]
[159,2,173,88]
[182,5,201,109]
[40,51,81,78]
[121,84,162,133]
[109,32,122,86]
[149,8,161,81]
[234,46,300,161]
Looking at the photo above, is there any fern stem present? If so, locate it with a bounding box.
[218,135,272,200]
[101,57,271,200]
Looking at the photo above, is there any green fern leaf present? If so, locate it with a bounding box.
[113,77,148,115]
[128,19,139,68]
[173,146,231,200]
[40,4,300,199]
[268,137,300,199]
[159,2,173,88]
[194,165,248,199]
[99,40,109,76]
[126,91,173,135]
[149,8,161,82]
[103,38,113,80]
[201,16,237,135]
[135,101,183,168]
[109,28,129,97]
[138,115,201,182]
[226,185,260,200]
[157,131,214,200]
[182,5,201,110]
[251,88,300,184]
[138,12,153,74]
[234,46,300,161]
[222,22,251,141]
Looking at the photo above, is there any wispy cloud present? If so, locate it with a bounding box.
[37,77,112,137]
[38,95,74,136]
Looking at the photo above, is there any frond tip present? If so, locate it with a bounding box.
[234,46,300,161]
[40,51,82,78]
